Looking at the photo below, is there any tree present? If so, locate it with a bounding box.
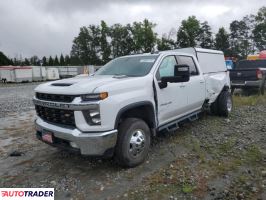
[71,25,101,65]
[30,55,39,66]
[64,55,71,65]
[132,19,157,53]
[48,56,54,66]
[253,23,266,50]
[229,16,255,59]
[176,16,201,48]
[70,55,82,65]
[59,54,65,66]
[157,34,175,51]
[54,56,60,66]
[100,21,111,64]
[24,58,30,66]
[110,23,134,57]
[0,51,12,66]
[42,56,47,66]
[253,7,266,50]
[215,27,231,56]
[198,21,214,49]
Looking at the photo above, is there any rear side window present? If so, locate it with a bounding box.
[177,56,199,76]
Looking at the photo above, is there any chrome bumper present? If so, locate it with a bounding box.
[231,80,262,88]
[35,118,117,156]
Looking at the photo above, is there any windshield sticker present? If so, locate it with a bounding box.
[140,59,155,63]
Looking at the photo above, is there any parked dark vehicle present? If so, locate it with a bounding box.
[230,59,266,95]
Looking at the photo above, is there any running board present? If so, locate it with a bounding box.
[188,113,198,121]
[158,110,201,132]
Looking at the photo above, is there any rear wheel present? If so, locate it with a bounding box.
[115,118,150,168]
[210,98,219,115]
[218,90,233,117]
[259,79,265,95]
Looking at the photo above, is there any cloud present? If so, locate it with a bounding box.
[0,0,264,58]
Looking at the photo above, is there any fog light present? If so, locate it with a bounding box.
[83,108,101,125]
[70,142,79,149]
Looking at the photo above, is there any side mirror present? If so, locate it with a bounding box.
[159,64,190,89]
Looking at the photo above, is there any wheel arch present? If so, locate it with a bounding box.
[114,101,156,129]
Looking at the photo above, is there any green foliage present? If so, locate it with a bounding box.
[24,58,30,66]
[0,51,12,66]
[100,21,111,63]
[229,17,254,59]
[48,56,53,66]
[132,19,157,53]
[176,16,200,48]
[30,55,39,66]
[54,56,60,66]
[198,21,214,49]
[110,23,134,57]
[182,183,194,193]
[215,27,231,56]
[59,54,65,66]
[64,55,71,66]
[42,56,47,66]
[157,35,175,51]
[253,7,266,51]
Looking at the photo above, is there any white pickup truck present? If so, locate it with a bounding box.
[33,48,232,167]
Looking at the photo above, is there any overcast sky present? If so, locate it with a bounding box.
[0,0,265,58]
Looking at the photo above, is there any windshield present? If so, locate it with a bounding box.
[95,55,158,77]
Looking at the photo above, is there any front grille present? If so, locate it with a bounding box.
[35,105,75,127]
[36,92,77,103]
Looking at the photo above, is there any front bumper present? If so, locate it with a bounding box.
[35,117,117,156]
[231,80,262,88]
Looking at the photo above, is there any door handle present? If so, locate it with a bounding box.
[180,85,185,88]
[200,81,204,83]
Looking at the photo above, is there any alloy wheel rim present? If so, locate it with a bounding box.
[227,97,232,112]
[129,129,145,157]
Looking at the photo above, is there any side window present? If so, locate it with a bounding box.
[157,56,177,80]
[177,56,199,76]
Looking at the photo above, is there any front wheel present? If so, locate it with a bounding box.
[218,90,233,117]
[115,118,151,168]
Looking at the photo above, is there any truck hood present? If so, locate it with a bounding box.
[34,75,139,95]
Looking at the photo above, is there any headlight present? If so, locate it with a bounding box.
[82,107,101,125]
[81,92,108,101]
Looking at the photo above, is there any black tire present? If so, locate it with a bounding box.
[259,79,265,95]
[218,90,233,117]
[210,98,219,115]
[115,118,151,168]
[231,87,235,95]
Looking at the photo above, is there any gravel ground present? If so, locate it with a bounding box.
[0,83,265,200]
[0,83,41,118]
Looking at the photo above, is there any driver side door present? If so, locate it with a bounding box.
[155,55,188,126]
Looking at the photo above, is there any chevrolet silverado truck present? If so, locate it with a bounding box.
[33,48,232,167]
[230,59,266,95]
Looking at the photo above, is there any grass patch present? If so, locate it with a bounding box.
[244,145,263,163]
[233,95,266,107]
[182,183,194,193]
[218,138,236,154]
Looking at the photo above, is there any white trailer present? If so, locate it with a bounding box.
[58,67,78,78]
[14,67,33,82]
[0,67,15,82]
[46,68,59,80]
[32,66,47,81]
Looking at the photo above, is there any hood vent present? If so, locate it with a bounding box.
[51,83,74,86]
